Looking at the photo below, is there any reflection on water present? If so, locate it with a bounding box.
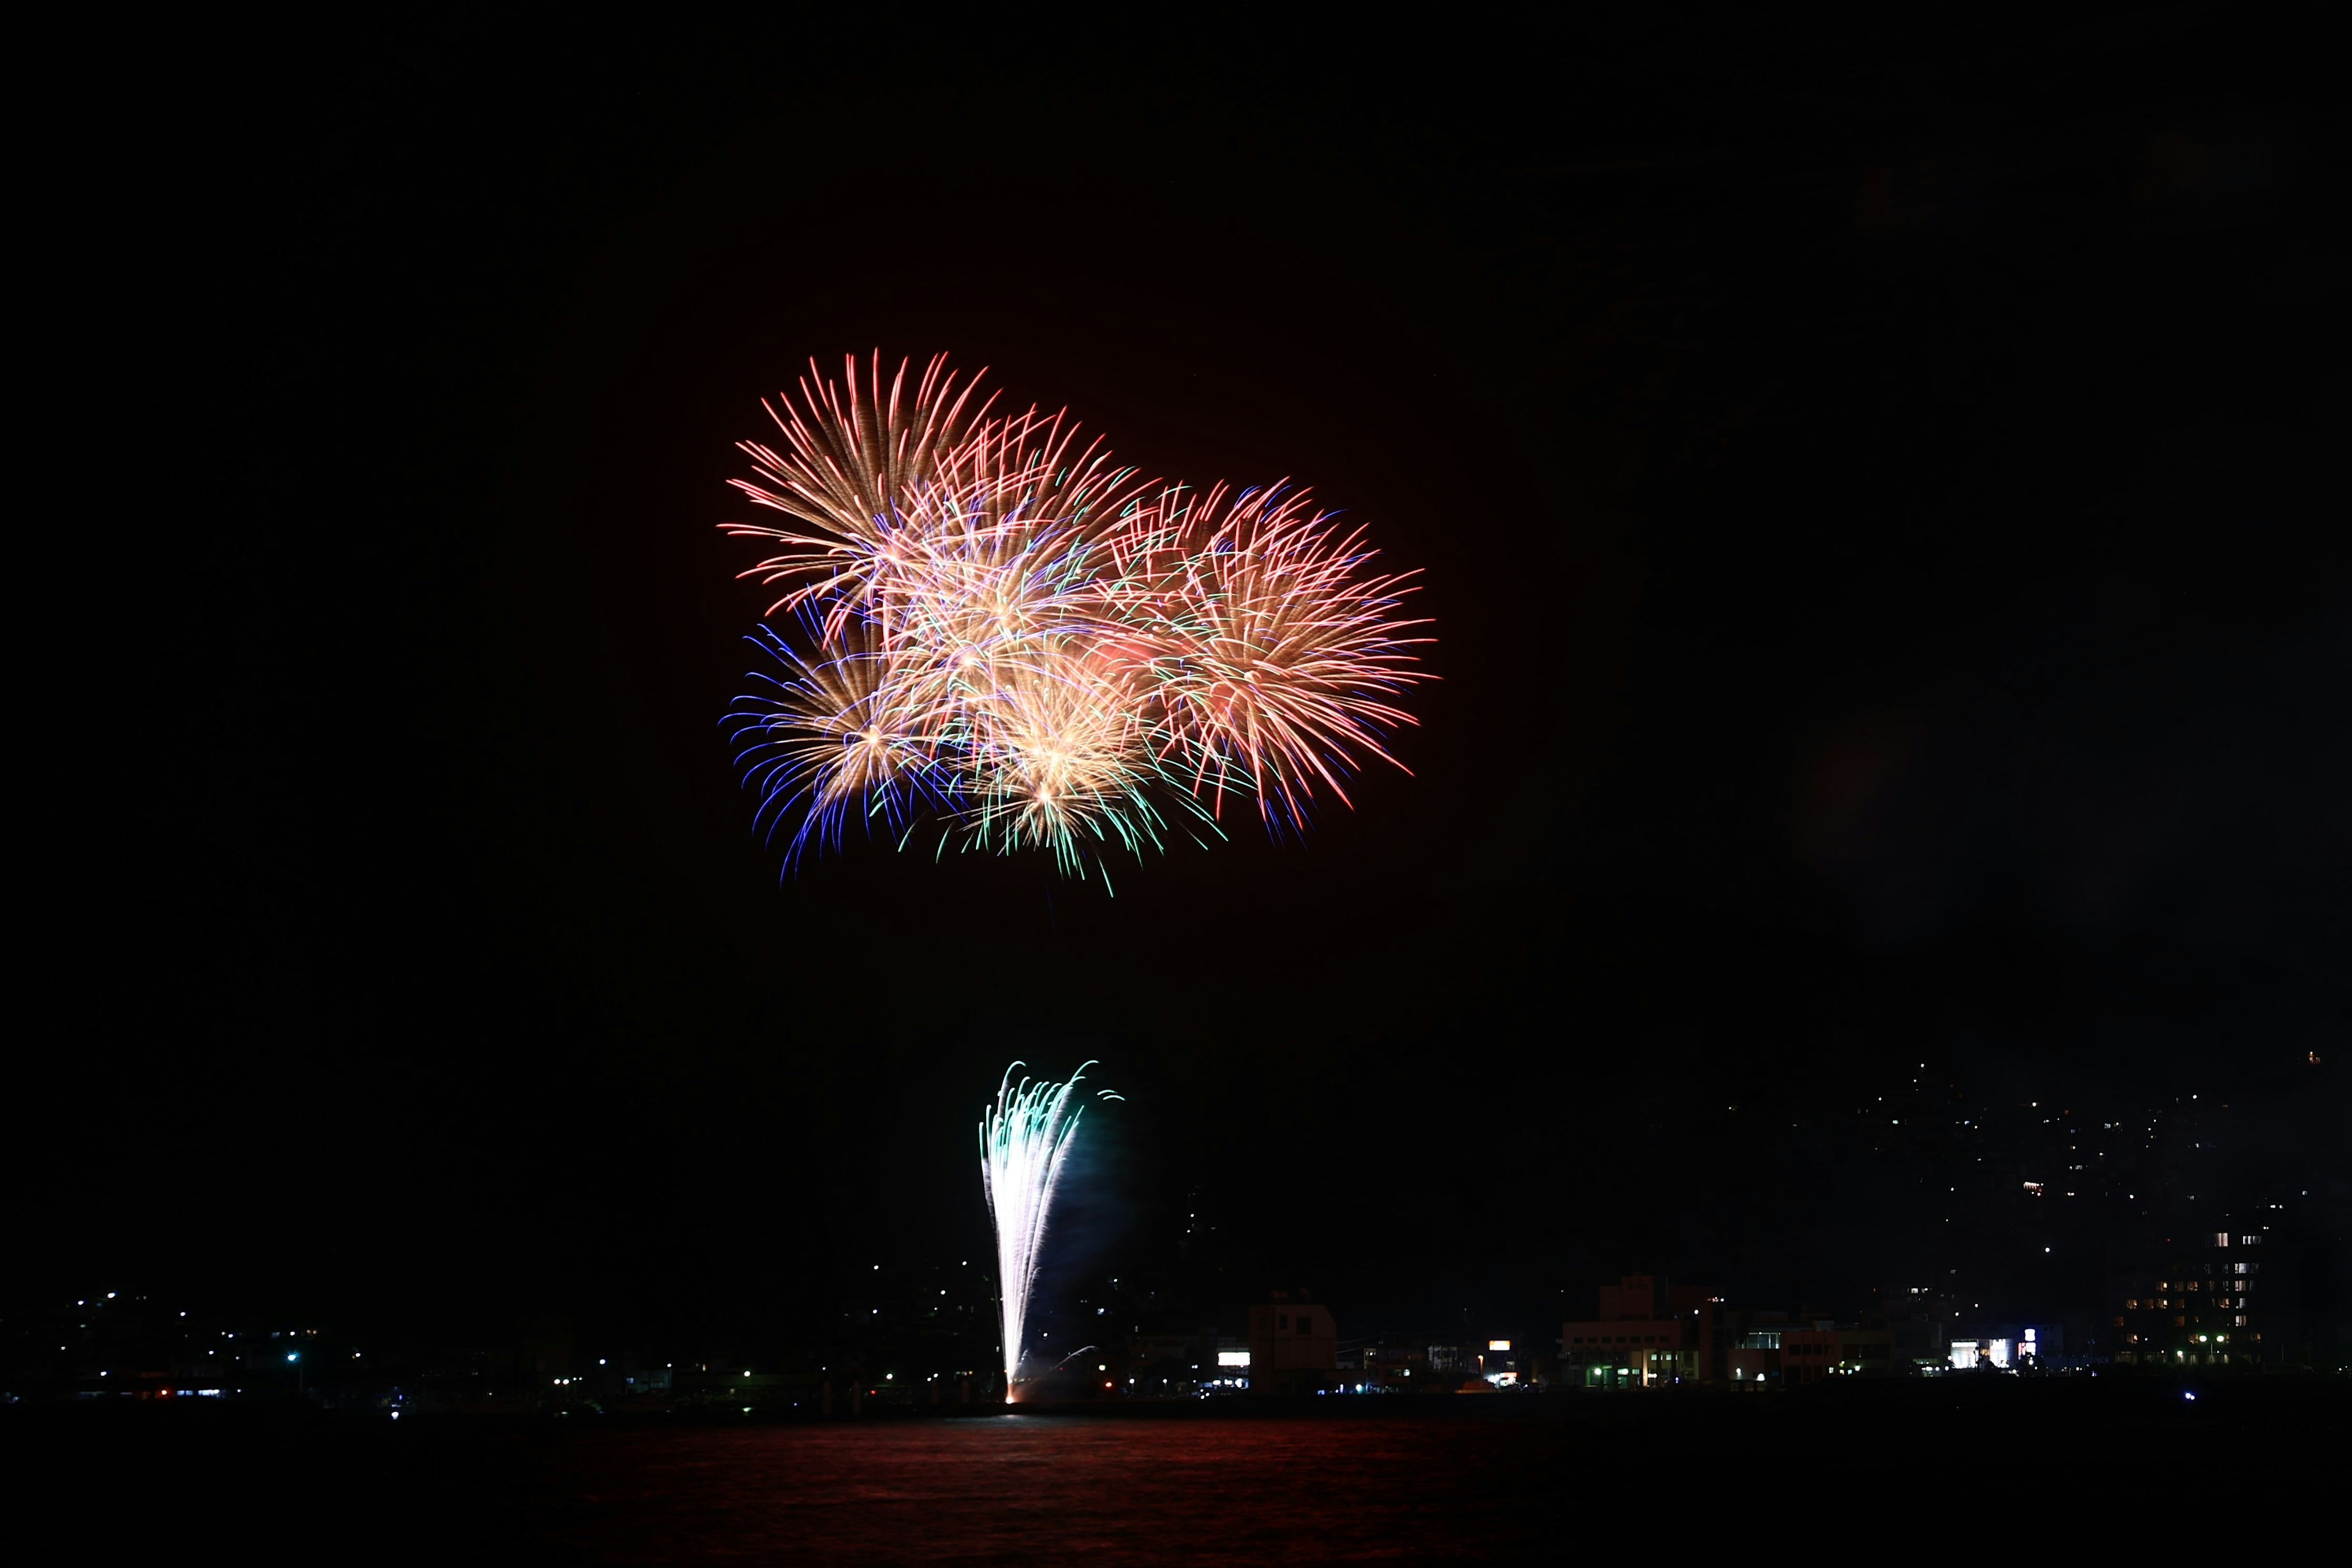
[505,1383,2344,1561]
[532,1414,1568,1563]
[26,1384,2335,1562]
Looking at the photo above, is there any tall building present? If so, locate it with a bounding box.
[2108,1227,2291,1367]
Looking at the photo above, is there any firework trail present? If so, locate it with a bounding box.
[722,352,1433,879]
[978,1063,1121,1399]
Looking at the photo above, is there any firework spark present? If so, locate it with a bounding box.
[722,353,1432,877]
[978,1062,1121,1399]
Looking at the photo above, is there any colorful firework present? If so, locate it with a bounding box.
[978,1062,1121,1399]
[722,353,1432,878]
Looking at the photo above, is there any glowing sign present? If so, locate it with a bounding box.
[1217,1351,1251,1367]
[1487,1340,1511,1352]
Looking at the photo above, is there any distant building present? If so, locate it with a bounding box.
[2108,1227,2293,1367]
[1561,1276,1915,1388]
[1129,1330,1217,1396]
[1351,1337,1430,1391]
[518,1319,574,1388]
[1424,1339,1520,1390]
[1783,1324,1896,1382]
[1943,1324,2062,1371]
[1558,1275,1719,1388]
[1724,1320,1783,1386]
[1210,1336,1252,1392]
[1246,1290,1337,1395]
[1880,1291,1964,1375]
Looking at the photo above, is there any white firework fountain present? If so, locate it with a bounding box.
[978,1061,1120,1401]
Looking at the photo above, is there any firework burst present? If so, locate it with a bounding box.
[722,353,1432,878]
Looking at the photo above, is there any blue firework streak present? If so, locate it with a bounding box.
[717,352,1430,880]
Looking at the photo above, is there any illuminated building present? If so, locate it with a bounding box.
[2108,1228,2289,1367]
[1938,1322,2061,1371]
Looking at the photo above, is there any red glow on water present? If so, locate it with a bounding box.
[523,1416,1588,1561]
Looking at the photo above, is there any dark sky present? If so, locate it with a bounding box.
[22,11,2345,1356]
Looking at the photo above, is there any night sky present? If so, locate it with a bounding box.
[22,13,2344,1362]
